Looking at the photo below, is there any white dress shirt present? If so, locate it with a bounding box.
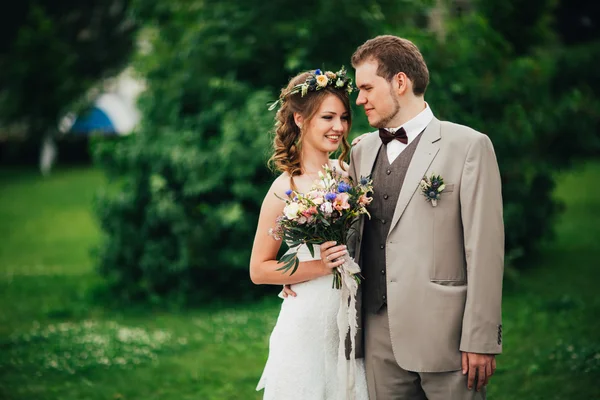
[385,103,434,163]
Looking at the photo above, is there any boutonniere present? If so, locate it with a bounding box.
[420,174,446,207]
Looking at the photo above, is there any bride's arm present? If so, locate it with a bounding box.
[249,175,333,285]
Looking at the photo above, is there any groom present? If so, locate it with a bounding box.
[344,35,504,399]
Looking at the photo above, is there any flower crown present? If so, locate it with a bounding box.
[268,66,355,111]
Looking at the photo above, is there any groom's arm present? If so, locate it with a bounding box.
[348,143,360,187]
[347,146,361,259]
[459,133,504,355]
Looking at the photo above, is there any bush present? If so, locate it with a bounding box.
[93,88,275,303]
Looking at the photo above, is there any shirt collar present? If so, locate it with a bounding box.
[386,103,434,143]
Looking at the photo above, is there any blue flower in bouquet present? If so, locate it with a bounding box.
[337,182,351,193]
[325,192,337,202]
[285,189,293,197]
[360,177,370,186]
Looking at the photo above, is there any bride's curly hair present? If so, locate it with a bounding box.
[269,71,352,188]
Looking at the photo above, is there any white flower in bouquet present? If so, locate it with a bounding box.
[283,203,300,220]
[308,190,324,205]
[320,201,333,216]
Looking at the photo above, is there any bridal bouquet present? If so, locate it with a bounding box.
[269,165,373,289]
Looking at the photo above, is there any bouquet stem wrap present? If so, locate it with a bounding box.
[336,253,361,400]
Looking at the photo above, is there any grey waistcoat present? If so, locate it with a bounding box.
[361,133,423,314]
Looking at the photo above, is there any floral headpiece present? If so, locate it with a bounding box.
[268,66,355,111]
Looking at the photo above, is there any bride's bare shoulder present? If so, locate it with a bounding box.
[270,172,293,194]
[260,173,292,210]
[271,172,291,190]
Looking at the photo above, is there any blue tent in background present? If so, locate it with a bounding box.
[63,93,140,136]
[70,107,118,135]
[43,70,144,174]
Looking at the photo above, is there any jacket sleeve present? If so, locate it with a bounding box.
[348,146,361,259]
[459,134,504,354]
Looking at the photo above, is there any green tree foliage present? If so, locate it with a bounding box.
[95,0,599,303]
[94,0,428,303]
[0,1,137,144]
[461,1,600,259]
[554,0,600,45]
[477,0,557,54]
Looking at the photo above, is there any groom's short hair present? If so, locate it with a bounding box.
[352,35,429,96]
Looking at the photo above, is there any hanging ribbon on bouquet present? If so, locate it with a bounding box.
[336,253,361,400]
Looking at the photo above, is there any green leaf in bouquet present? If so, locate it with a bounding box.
[276,255,300,275]
[306,242,315,258]
[288,240,304,247]
[290,257,300,275]
[318,215,331,226]
[278,253,296,263]
[281,232,299,242]
[288,225,308,234]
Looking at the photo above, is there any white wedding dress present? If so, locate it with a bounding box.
[256,244,369,399]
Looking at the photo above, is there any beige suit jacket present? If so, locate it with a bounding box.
[349,117,504,372]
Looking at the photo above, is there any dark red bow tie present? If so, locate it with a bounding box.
[379,127,408,145]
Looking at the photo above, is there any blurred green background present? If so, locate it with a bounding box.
[1,0,599,399]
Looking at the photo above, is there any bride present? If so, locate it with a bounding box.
[249,68,369,399]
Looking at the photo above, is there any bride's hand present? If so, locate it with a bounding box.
[351,133,369,146]
[281,284,296,298]
[320,241,348,270]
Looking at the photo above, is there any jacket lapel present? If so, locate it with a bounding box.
[358,131,381,180]
[353,132,381,262]
[388,118,441,235]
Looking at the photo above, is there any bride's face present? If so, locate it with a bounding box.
[300,94,349,154]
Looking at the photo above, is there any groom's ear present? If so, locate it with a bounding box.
[395,72,410,95]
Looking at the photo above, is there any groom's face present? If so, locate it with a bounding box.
[355,60,400,129]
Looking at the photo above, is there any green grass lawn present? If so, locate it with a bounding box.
[0,164,599,399]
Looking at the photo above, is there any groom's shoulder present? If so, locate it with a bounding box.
[437,119,488,144]
[352,130,379,152]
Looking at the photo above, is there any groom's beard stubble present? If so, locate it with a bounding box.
[371,85,401,129]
